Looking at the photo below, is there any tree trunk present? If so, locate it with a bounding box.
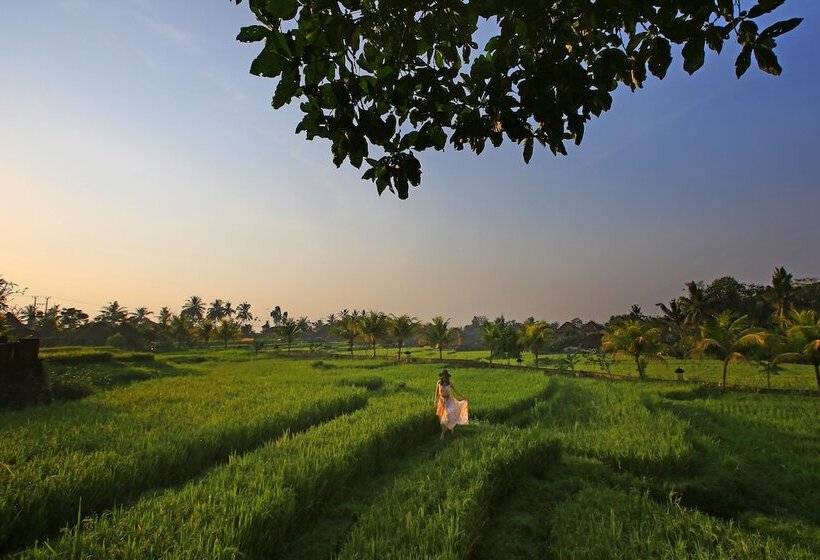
[397,342,402,363]
[372,339,376,358]
[349,338,353,356]
[439,346,443,360]
[722,360,729,392]
[634,354,643,380]
[533,351,539,367]
[814,361,819,394]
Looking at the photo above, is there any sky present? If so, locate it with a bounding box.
[1,1,818,325]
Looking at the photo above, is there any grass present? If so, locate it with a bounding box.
[2,351,818,559]
[354,345,817,391]
[547,486,815,559]
[0,360,369,553]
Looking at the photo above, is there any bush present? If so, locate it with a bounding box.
[106,333,127,349]
[40,348,113,365]
[114,352,155,363]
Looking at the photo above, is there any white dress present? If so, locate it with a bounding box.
[435,383,469,430]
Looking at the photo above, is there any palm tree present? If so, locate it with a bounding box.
[481,319,502,364]
[767,266,795,326]
[656,298,689,354]
[20,304,38,328]
[775,309,820,393]
[359,311,389,357]
[692,311,768,391]
[679,281,710,330]
[275,317,303,354]
[236,302,253,325]
[97,301,128,325]
[171,315,193,346]
[519,320,553,366]
[181,296,205,322]
[197,320,215,346]
[422,316,455,360]
[207,299,227,321]
[332,314,361,356]
[389,315,418,361]
[217,319,241,349]
[223,302,235,319]
[602,319,665,380]
[131,307,152,324]
[158,307,172,328]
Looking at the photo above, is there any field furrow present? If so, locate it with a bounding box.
[0,361,368,553]
[15,392,437,560]
[335,425,561,560]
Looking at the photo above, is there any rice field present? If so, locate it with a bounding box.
[2,353,817,559]
[350,346,818,391]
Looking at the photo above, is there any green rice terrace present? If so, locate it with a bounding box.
[1,349,818,559]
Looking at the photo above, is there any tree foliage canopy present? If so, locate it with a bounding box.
[234,0,801,198]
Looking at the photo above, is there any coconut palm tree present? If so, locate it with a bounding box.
[692,311,769,391]
[170,315,193,346]
[236,302,253,325]
[96,301,128,326]
[767,266,795,326]
[217,319,241,349]
[223,302,235,319]
[131,307,152,324]
[389,315,418,361]
[181,296,205,322]
[519,319,553,366]
[679,281,710,330]
[359,311,389,357]
[481,319,502,364]
[656,298,689,355]
[774,309,820,393]
[422,316,455,360]
[197,320,215,345]
[275,317,303,354]
[207,299,227,321]
[157,307,172,328]
[332,314,361,356]
[602,319,665,380]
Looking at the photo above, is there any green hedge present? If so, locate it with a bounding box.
[40,348,154,365]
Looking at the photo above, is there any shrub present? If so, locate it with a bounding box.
[105,333,127,349]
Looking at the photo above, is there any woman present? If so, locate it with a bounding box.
[435,369,468,439]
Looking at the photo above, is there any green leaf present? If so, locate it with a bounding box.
[265,0,299,20]
[648,37,672,79]
[523,137,533,164]
[748,0,786,19]
[717,0,734,19]
[434,49,444,70]
[236,25,268,43]
[272,66,300,108]
[682,36,705,75]
[754,46,782,76]
[735,45,753,78]
[761,18,803,39]
[250,49,284,78]
[705,27,724,54]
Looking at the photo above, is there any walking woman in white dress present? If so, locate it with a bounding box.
[435,369,468,439]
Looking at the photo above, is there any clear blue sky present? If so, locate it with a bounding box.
[1,1,818,324]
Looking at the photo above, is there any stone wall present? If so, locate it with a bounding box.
[0,339,50,409]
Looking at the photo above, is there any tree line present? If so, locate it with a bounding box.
[1,267,817,391]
